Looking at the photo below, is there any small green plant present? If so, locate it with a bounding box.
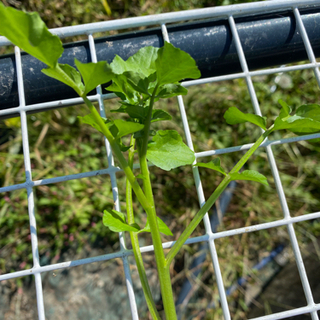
[1,4,320,320]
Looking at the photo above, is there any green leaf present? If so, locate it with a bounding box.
[194,158,227,176]
[296,104,320,121]
[111,119,144,138]
[111,104,147,122]
[107,74,139,103]
[75,59,114,95]
[229,170,268,186]
[107,44,198,101]
[111,102,148,123]
[156,83,188,99]
[80,115,144,140]
[0,3,63,68]
[42,63,84,96]
[151,109,172,123]
[111,106,171,125]
[114,138,132,152]
[78,113,109,134]
[147,130,195,171]
[224,107,267,130]
[110,46,159,77]
[125,71,151,95]
[138,216,173,236]
[273,104,320,134]
[278,99,292,119]
[103,209,140,232]
[155,42,201,86]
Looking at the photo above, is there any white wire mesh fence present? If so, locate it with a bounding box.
[1,0,320,319]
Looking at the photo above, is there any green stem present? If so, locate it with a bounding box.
[230,127,273,174]
[138,85,158,213]
[166,175,230,265]
[137,85,178,320]
[166,127,273,265]
[126,138,161,320]
[81,96,152,213]
[82,94,177,319]
[139,154,177,320]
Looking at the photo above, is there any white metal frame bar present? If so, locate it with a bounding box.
[1,1,320,319]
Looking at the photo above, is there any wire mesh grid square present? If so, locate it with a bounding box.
[1,0,320,319]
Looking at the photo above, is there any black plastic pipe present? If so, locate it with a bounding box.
[1,5,320,115]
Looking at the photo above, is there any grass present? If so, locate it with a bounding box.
[0,0,319,319]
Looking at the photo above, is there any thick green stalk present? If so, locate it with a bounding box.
[166,127,273,265]
[126,138,161,320]
[137,86,178,320]
[139,154,177,320]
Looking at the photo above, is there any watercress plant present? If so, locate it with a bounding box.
[1,4,320,319]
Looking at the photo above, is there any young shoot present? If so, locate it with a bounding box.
[1,4,320,319]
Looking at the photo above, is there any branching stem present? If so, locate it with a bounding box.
[81,96,152,212]
[166,127,273,265]
[126,137,161,320]
[137,86,177,320]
